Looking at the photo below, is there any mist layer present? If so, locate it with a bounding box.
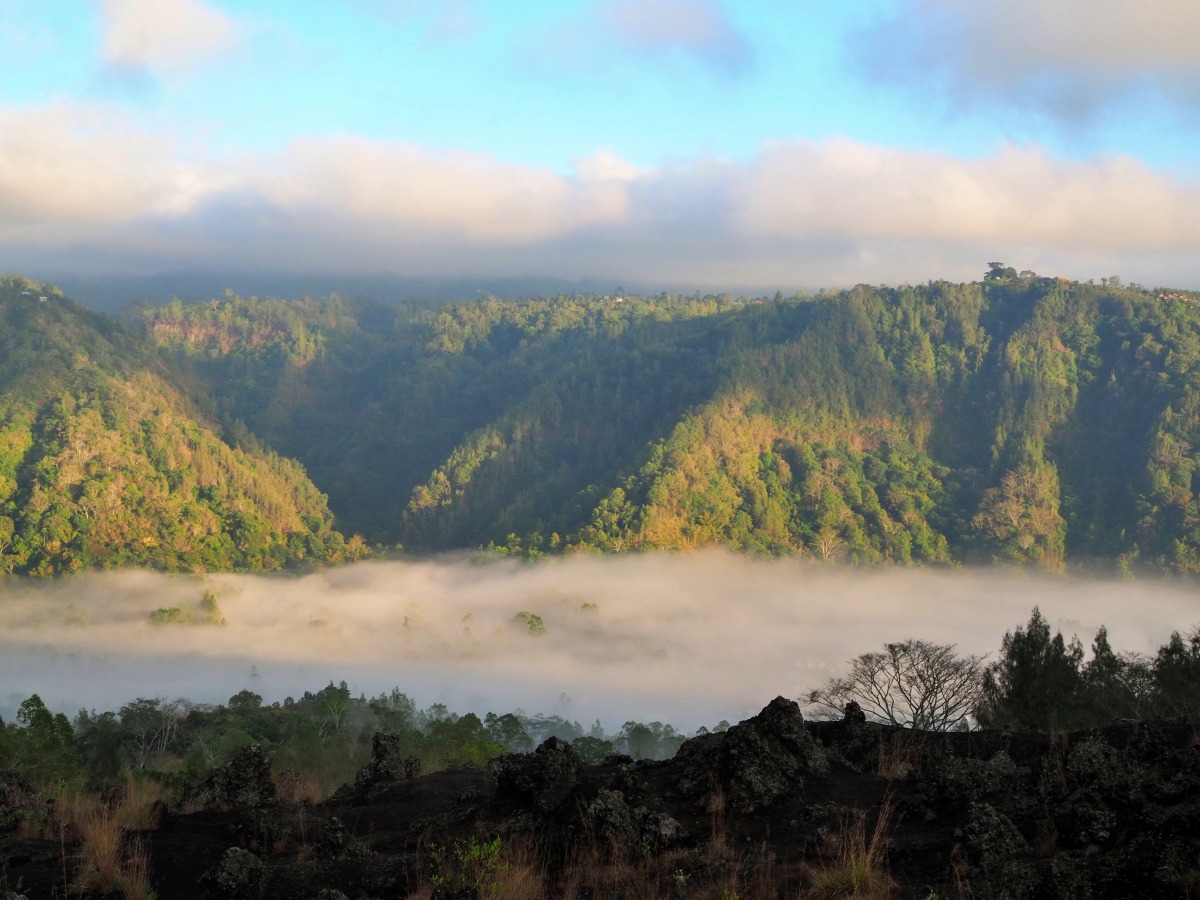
[1,551,1197,728]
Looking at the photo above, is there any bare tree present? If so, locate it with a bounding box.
[812,526,846,561]
[119,697,187,769]
[807,640,986,731]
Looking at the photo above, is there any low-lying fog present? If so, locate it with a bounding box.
[2,551,1198,730]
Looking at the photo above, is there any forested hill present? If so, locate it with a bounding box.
[133,270,1200,575]
[9,268,1200,575]
[0,276,353,575]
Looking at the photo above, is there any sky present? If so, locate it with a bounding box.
[3,0,1200,295]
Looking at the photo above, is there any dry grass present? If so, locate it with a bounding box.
[706,785,732,857]
[15,807,53,841]
[115,777,167,830]
[401,790,898,899]
[804,800,896,899]
[120,837,154,900]
[553,833,785,899]
[402,827,846,900]
[876,733,922,780]
[16,780,165,898]
[948,859,977,900]
[485,839,546,900]
[74,803,124,892]
[72,809,155,898]
[274,767,328,805]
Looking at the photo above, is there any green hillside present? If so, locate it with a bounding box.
[134,270,1200,575]
[0,276,352,575]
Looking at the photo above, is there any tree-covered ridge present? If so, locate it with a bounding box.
[147,291,749,543]
[0,277,351,574]
[141,292,358,361]
[90,271,1200,574]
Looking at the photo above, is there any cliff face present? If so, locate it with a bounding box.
[6,697,1199,898]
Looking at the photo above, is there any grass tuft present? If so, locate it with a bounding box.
[75,802,125,893]
[805,799,896,899]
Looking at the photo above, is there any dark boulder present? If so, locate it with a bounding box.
[585,788,685,855]
[313,815,371,861]
[843,700,867,724]
[960,802,1038,898]
[330,732,421,805]
[675,696,828,811]
[208,846,265,899]
[183,743,276,810]
[916,749,1028,814]
[488,736,583,816]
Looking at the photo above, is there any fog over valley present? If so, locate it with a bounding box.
[2,551,1196,729]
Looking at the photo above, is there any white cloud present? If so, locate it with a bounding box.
[739,139,1196,251]
[0,105,231,229]
[96,0,242,73]
[601,0,753,75]
[859,0,1200,114]
[5,103,1200,290]
[261,139,630,244]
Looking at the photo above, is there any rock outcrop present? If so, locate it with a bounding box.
[6,699,1200,898]
[330,732,421,805]
[675,695,828,810]
[182,743,276,809]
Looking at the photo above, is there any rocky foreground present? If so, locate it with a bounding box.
[4,697,1200,898]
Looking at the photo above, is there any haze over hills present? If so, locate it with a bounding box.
[52,271,628,316]
[8,267,1200,576]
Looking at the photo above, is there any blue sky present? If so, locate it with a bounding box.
[3,0,1200,293]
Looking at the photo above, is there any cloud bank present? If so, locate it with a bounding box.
[4,103,1200,290]
[858,0,1200,116]
[1,552,1198,729]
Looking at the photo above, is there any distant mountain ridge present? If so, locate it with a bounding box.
[9,269,1200,575]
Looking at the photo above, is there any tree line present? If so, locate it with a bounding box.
[808,607,1200,732]
[0,681,727,801]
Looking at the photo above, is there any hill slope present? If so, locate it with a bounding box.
[125,273,1200,575]
[0,276,350,574]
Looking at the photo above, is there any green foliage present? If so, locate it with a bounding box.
[200,590,225,624]
[1151,627,1200,720]
[617,720,686,760]
[571,734,617,763]
[0,693,81,789]
[425,836,510,895]
[149,607,191,625]
[2,676,705,819]
[149,593,226,625]
[512,611,546,634]
[18,272,1200,572]
[977,608,1085,731]
[976,607,1200,731]
[0,277,347,574]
